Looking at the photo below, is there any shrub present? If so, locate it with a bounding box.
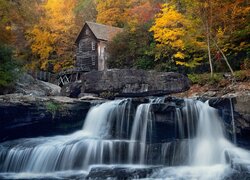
[234,70,250,81]
[134,57,154,70]
[45,101,64,119]
[188,73,223,85]
[45,101,62,114]
[242,58,250,70]
[154,61,178,72]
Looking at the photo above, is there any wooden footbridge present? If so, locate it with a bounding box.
[57,67,90,86]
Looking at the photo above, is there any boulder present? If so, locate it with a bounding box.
[60,81,82,98]
[80,69,190,98]
[86,166,161,179]
[15,73,61,96]
[60,69,190,99]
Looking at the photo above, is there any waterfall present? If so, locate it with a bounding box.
[0,98,249,179]
[192,101,229,165]
[128,103,153,164]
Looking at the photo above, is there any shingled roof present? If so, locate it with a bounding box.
[75,21,123,43]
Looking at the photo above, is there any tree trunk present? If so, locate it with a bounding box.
[213,39,234,76]
[206,23,213,77]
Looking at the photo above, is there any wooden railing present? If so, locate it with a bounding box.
[28,70,56,83]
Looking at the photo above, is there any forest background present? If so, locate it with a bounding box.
[0,0,249,89]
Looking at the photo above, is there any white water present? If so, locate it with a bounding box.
[0,98,250,179]
[151,100,250,179]
[129,103,153,164]
[82,100,124,137]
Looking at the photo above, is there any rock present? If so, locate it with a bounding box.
[223,172,250,180]
[79,96,104,100]
[234,95,250,118]
[15,73,61,96]
[0,94,91,142]
[202,91,217,97]
[86,166,161,179]
[39,81,61,96]
[208,95,250,149]
[60,81,82,98]
[78,93,98,98]
[79,69,190,98]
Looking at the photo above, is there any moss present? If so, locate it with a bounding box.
[99,91,118,99]
[45,101,63,116]
[235,70,250,81]
[188,73,223,86]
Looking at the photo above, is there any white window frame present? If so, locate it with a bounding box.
[85,28,90,35]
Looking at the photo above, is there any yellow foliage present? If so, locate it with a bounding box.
[53,63,62,72]
[5,26,11,31]
[150,3,190,66]
[174,52,185,59]
[96,0,151,28]
[27,0,77,72]
[41,61,48,70]
[176,61,187,66]
[96,0,128,27]
[150,4,189,48]
[150,3,206,67]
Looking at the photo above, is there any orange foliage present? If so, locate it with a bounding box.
[127,1,160,25]
[28,0,77,72]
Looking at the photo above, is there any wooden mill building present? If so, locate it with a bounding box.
[75,21,123,71]
[57,22,122,86]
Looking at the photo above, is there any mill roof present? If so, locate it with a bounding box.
[75,21,123,43]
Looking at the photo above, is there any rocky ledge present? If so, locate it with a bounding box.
[208,94,250,149]
[0,94,92,142]
[61,69,190,98]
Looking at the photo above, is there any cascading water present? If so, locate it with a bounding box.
[0,98,250,179]
[129,103,153,164]
[151,100,250,179]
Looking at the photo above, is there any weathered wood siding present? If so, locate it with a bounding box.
[76,26,98,71]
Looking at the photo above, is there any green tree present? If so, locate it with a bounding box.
[0,44,20,93]
[107,23,155,69]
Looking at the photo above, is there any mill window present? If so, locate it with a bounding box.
[85,28,90,35]
[92,55,96,66]
[92,42,95,51]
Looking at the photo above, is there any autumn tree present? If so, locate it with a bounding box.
[210,0,249,72]
[75,0,97,25]
[0,0,41,47]
[96,0,158,28]
[184,0,249,75]
[125,1,161,30]
[28,0,78,72]
[150,0,249,73]
[0,0,13,44]
[96,0,128,27]
[106,0,164,70]
[150,3,205,68]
